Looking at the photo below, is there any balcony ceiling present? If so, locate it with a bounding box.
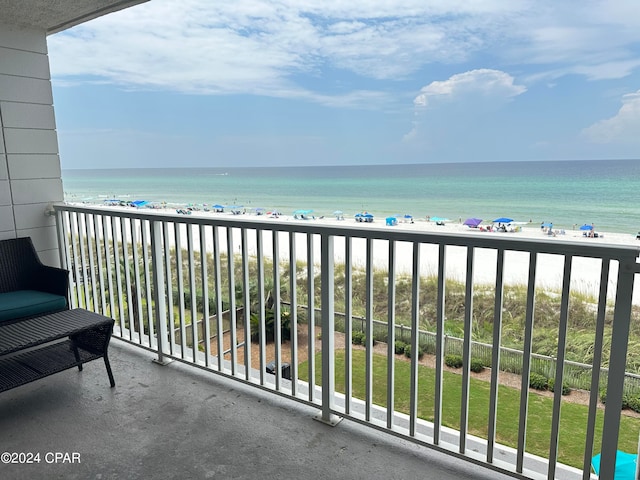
[0,0,149,35]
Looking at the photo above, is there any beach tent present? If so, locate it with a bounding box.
[591,450,637,479]
[294,209,313,219]
[130,200,149,208]
[464,218,483,228]
[493,217,514,223]
[227,205,244,215]
[355,212,374,223]
[386,217,398,226]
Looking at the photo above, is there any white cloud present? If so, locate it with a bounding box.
[413,69,526,108]
[404,69,526,145]
[582,90,640,144]
[47,0,640,105]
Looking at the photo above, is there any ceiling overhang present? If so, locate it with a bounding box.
[0,0,149,35]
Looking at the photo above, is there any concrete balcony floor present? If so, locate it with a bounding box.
[0,340,513,480]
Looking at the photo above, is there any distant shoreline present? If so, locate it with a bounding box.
[60,159,640,234]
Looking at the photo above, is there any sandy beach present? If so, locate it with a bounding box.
[70,203,640,303]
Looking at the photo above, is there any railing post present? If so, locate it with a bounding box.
[150,220,171,365]
[315,233,341,426]
[599,254,637,479]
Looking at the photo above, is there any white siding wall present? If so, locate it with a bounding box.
[0,23,62,266]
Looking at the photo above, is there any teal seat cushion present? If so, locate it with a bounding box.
[0,290,67,323]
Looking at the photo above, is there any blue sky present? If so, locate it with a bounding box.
[48,0,640,169]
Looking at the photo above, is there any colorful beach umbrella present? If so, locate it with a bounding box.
[464,218,483,227]
[592,450,637,479]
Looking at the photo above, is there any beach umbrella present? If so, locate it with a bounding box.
[464,218,483,227]
[579,224,594,231]
[592,450,637,479]
[541,222,553,228]
[293,209,313,215]
[493,217,514,223]
[430,216,450,223]
[333,210,343,215]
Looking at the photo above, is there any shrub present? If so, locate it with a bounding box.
[350,331,377,346]
[548,378,571,395]
[404,344,424,359]
[470,359,485,373]
[445,354,463,369]
[250,309,291,343]
[623,393,640,413]
[395,341,407,355]
[529,372,548,391]
[352,331,365,345]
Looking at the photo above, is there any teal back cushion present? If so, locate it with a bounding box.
[0,290,67,323]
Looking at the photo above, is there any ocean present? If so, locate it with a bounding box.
[62,159,640,234]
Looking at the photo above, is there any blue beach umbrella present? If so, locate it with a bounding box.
[430,216,450,223]
[493,217,514,223]
[592,450,637,479]
[580,224,594,231]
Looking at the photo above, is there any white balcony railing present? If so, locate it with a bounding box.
[54,203,640,480]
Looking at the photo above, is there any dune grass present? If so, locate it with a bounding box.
[300,349,640,469]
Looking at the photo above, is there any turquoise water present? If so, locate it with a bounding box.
[62,159,640,233]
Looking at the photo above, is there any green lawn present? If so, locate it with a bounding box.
[300,349,640,469]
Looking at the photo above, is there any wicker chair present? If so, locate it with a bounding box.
[0,237,69,323]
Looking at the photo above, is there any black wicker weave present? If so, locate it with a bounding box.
[0,237,69,321]
[0,309,115,393]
